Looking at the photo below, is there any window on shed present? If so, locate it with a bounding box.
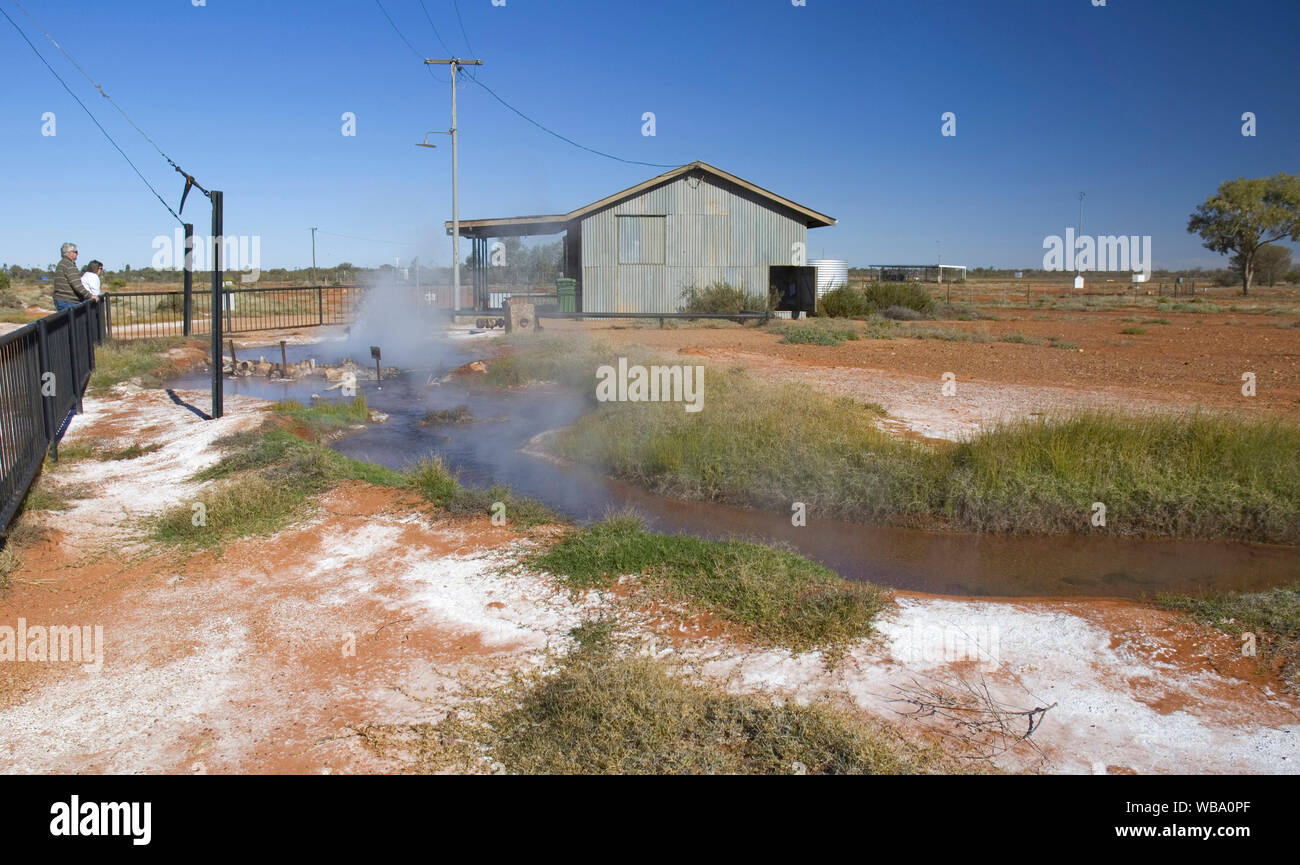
[617,215,665,264]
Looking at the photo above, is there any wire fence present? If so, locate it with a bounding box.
[104,285,367,339]
[0,298,105,534]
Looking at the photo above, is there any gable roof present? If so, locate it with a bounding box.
[447,161,836,237]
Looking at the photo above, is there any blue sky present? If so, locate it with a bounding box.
[1,0,1297,271]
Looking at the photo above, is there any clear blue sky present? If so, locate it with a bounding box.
[2,0,1297,271]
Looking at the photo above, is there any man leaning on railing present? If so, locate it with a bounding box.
[52,241,94,312]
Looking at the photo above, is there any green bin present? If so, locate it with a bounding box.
[556,278,577,313]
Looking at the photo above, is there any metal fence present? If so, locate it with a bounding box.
[0,299,105,534]
[104,285,366,339]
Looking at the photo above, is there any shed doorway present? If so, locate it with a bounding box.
[769,266,817,317]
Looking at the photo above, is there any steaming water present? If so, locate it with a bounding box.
[166,334,1300,599]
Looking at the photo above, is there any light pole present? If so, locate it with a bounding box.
[424,57,483,318]
[310,226,318,286]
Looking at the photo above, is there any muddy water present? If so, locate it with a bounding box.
[167,338,1300,599]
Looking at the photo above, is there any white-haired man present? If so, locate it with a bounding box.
[52,242,93,311]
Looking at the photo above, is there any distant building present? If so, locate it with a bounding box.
[446,161,835,313]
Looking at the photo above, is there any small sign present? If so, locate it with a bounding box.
[1014,271,1023,279]
[1073,275,1084,290]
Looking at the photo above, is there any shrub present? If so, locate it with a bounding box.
[818,285,872,318]
[483,644,948,774]
[781,326,858,346]
[818,283,934,318]
[880,305,926,321]
[0,271,21,310]
[679,281,764,314]
[862,282,934,315]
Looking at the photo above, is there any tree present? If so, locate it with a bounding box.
[1187,173,1300,295]
[1233,244,1293,287]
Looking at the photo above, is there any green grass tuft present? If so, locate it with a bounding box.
[406,456,557,527]
[271,396,370,437]
[156,424,404,548]
[1158,585,1300,691]
[88,337,193,392]
[529,515,890,654]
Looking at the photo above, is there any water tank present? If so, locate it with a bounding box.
[809,259,848,298]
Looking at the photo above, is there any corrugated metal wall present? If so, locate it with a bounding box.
[581,171,809,313]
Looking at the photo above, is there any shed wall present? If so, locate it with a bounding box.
[580,172,808,313]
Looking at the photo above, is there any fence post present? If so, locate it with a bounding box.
[183,222,194,336]
[69,304,83,416]
[210,189,224,419]
[317,286,324,326]
[84,301,95,373]
[35,317,56,459]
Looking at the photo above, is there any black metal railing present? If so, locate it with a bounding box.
[0,298,105,534]
[104,285,367,339]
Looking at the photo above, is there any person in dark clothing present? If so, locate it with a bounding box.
[52,242,93,311]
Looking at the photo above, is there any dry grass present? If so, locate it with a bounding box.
[356,629,971,775]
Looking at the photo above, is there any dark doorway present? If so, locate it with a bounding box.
[769,265,817,317]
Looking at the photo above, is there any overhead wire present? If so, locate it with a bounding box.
[374,0,449,82]
[467,76,679,169]
[450,0,476,63]
[436,0,679,169]
[417,0,454,57]
[0,4,185,224]
[10,0,205,199]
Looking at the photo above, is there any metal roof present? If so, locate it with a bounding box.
[446,161,836,237]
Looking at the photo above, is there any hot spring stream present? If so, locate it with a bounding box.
[167,337,1300,598]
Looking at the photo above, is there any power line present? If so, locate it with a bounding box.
[374,0,449,82]
[0,5,183,224]
[10,0,208,207]
[417,0,454,56]
[382,0,677,169]
[468,77,679,168]
[451,0,476,59]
